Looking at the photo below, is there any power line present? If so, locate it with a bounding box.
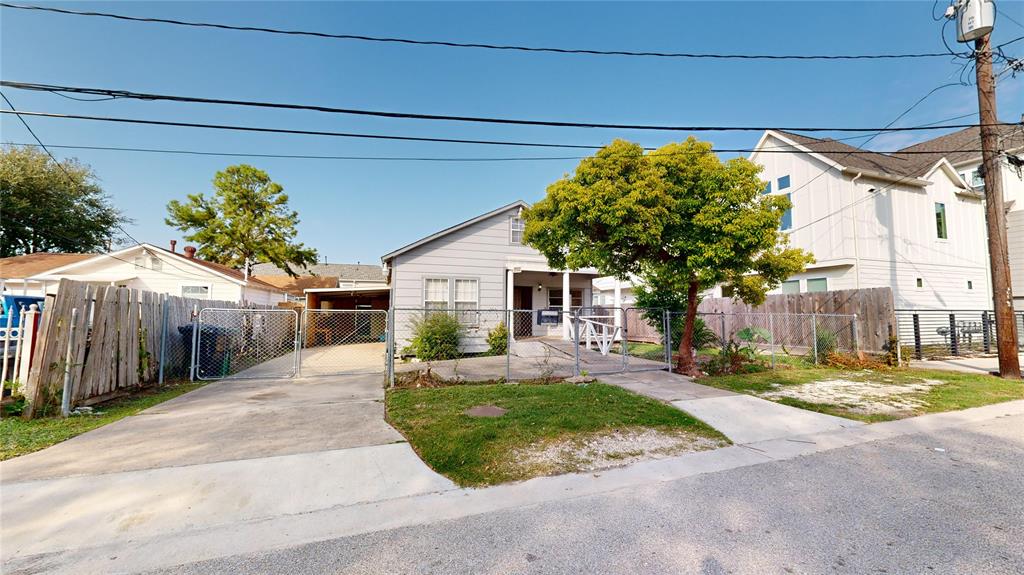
[0,92,145,249]
[0,141,993,163]
[1,80,1009,134]
[0,2,961,61]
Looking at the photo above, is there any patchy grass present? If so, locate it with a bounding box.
[386,382,728,487]
[0,382,205,460]
[699,367,1024,422]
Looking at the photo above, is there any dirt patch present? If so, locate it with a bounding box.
[511,427,726,477]
[759,377,945,415]
[465,405,507,418]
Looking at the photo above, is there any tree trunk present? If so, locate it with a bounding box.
[675,278,701,376]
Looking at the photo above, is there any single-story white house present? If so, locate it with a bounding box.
[0,243,287,305]
[381,201,601,351]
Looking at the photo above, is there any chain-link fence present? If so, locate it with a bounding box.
[893,309,1022,359]
[300,309,388,376]
[686,311,858,367]
[194,308,298,380]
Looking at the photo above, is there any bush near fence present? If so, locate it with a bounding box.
[20,279,266,418]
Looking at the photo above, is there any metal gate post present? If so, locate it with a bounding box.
[60,308,79,418]
[720,313,727,354]
[158,295,169,385]
[293,309,302,378]
[769,313,776,369]
[573,311,581,377]
[621,308,628,372]
[506,309,511,383]
[189,304,199,381]
[663,310,671,369]
[812,313,818,365]
[387,308,396,388]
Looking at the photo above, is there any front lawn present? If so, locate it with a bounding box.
[699,367,1024,422]
[386,382,728,487]
[0,382,205,460]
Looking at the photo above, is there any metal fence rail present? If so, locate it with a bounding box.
[894,309,1017,359]
[301,309,388,376]
[194,308,299,380]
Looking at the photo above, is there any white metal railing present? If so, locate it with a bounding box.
[578,314,620,356]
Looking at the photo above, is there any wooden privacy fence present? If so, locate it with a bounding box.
[697,287,895,352]
[22,279,251,418]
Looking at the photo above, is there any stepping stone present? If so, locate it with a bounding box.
[464,405,507,417]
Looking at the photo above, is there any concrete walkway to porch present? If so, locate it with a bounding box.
[598,370,864,444]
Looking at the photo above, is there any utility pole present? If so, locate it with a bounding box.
[974,33,1020,379]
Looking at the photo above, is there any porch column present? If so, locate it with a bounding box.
[562,271,571,340]
[506,269,515,342]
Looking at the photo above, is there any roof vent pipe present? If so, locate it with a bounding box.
[169,239,177,253]
[183,246,197,259]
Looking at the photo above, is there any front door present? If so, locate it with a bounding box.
[512,286,533,338]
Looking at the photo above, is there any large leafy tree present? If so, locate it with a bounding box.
[524,138,813,375]
[0,145,127,257]
[166,164,317,277]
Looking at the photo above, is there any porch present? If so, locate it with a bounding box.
[504,268,603,341]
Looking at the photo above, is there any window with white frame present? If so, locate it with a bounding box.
[548,289,583,309]
[423,278,449,310]
[133,256,146,269]
[510,217,525,245]
[454,278,479,325]
[181,285,211,298]
[150,257,162,272]
[780,280,800,294]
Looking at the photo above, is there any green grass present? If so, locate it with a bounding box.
[386,382,727,487]
[0,382,205,460]
[698,367,1024,422]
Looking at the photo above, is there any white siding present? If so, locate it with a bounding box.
[754,138,991,310]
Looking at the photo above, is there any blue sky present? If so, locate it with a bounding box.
[2,1,1022,264]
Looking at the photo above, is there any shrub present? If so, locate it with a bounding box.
[407,312,462,361]
[813,327,838,358]
[486,321,509,356]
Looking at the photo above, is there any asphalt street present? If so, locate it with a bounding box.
[149,412,1024,575]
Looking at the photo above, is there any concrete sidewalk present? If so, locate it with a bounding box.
[599,370,863,443]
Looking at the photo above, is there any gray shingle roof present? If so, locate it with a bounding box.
[773,122,1023,180]
[250,262,385,282]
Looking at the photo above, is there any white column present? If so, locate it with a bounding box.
[506,269,515,342]
[562,271,571,340]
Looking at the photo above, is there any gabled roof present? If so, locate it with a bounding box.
[252,275,339,296]
[36,243,283,292]
[381,200,529,263]
[250,262,386,282]
[771,130,924,178]
[894,123,1024,167]
[0,253,96,278]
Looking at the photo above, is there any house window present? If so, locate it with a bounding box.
[181,285,210,299]
[720,285,735,298]
[133,256,145,269]
[806,278,827,293]
[150,257,162,272]
[967,280,973,290]
[548,289,583,309]
[781,193,793,230]
[935,202,948,239]
[971,169,984,188]
[453,279,479,325]
[510,217,525,245]
[423,278,449,310]
[916,278,923,288]
[780,280,800,294]
[777,175,791,190]
[763,181,771,195]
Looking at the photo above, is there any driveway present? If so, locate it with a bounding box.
[0,372,455,565]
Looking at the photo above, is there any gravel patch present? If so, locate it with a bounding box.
[511,428,727,477]
[759,377,945,414]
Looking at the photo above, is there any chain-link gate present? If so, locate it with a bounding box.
[301,309,388,376]
[193,308,299,380]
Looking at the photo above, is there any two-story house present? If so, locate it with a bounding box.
[746,125,1024,310]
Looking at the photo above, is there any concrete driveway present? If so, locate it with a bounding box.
[0,372,455,564]
[1,372,400,482]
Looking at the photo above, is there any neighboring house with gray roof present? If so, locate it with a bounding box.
[739,126,1024,310]
[250,262,387,287]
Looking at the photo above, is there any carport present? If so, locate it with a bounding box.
[302,286,391,376]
